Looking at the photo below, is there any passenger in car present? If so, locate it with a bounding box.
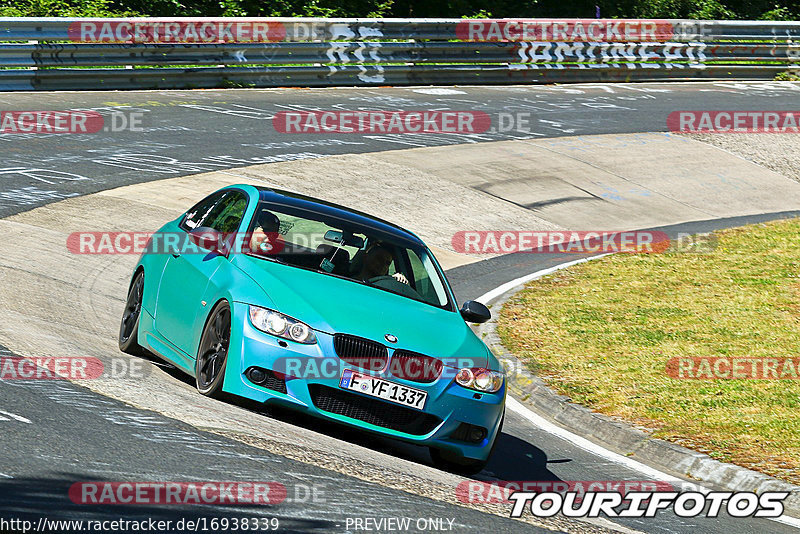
[248,210,283,254]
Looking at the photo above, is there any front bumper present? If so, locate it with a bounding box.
[222,302,505,461]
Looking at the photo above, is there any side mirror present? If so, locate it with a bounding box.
[189,227,226,254]
[460,300,491,324]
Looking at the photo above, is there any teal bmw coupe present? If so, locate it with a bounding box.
[119,185,505,474]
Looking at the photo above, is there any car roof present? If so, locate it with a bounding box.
[251,186,424,246]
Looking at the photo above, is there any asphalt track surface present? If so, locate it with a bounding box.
[0,352,530,533]
[2,82,800,534]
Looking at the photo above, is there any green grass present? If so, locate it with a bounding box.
[498,218,800,484]
[776,71,800,81]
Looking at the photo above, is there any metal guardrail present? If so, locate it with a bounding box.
[2,42,798,68]
[0,17,798,91]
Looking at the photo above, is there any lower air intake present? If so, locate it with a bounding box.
[309,384,440,436]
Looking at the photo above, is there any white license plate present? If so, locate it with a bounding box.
[339,370,427,410]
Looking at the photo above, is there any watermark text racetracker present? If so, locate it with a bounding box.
[271,111,626,135]
[456,19,673,42]
[273,111,491,134]
[261,356,484,382]
[0,355,149,380]
[667,356,800,379]
[70,481,290,505]
[68,231,319,255]
[70,20,285,43]
[452,231,717,254]
[668,111,800,133]
[0,110,144,134]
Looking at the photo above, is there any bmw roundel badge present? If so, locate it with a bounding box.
[385,334,398,343]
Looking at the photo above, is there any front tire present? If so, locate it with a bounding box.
[119,271,146,356]
[195,301,231,398]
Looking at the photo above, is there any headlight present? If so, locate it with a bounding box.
[455,367,504,393]
[248,305,317,344]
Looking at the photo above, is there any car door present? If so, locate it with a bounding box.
[155,190,248,357]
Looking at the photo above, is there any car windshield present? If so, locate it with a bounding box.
[243,201,453,310]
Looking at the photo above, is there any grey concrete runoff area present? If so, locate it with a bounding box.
[0,82,800,534]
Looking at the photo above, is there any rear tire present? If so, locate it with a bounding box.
[195,301,231,398]
[119,271,146,356]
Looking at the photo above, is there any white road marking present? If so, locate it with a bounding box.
[774,516,800,528]
[507,396,683,482]
[543,86,586,94]
[593,85,617,93]
[476,254,610,305]
[614,83,672,93]
[479,260,800,528]
[0,409,32,424]
[411,88,466,95]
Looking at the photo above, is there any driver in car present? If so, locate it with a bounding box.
[357,244,409,285]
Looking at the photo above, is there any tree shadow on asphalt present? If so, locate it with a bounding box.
[484,432,566,482]
[0,474,332,533]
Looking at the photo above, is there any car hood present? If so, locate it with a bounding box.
[232,254,487,366]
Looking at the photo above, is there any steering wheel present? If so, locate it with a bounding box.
[368,275,422,301]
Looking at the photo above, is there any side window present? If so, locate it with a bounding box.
[202,191,249,233]
[180,192,226,232]
[407,251,432,299]
[407,249,448,307]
